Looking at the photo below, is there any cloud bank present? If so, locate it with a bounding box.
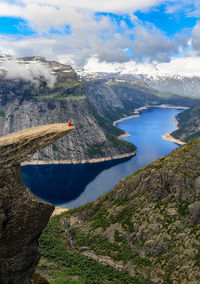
[0,59,56,88]
[0,0,199,73]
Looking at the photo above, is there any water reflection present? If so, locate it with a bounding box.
[21,157,131,205]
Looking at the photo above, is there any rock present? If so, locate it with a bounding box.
[183,249,198,259]
[166,208,178,217]
[188,202,200,225]
[0,124,74,284]
[32,273,49,284]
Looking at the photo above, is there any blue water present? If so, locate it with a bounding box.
[21,107,182,209]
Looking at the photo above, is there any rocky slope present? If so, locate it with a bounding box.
[138,74,200,98]
[39,137,200,283]
[0,55,199,163]
[0,123,74,284]
[171,105,200,142]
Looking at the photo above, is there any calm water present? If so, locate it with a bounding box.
[21,107,182,208]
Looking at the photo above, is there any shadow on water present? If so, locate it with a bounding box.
[21,157,131,205]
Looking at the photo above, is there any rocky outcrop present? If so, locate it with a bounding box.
[0,124,74,284]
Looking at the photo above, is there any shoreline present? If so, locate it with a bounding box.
[117,132,131,139]
[113,104,187,146]
[162,116,186,146]
[162,133,185,145]
[52,206,69,216]
[113,104,188,127]
[21,150,137,166]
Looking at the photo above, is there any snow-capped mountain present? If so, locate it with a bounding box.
[78,70,200,98]
[119,73,200,98]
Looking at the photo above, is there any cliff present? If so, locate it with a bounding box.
[38,137,200,283]
[171,105,200,142]
[0,124,74,284]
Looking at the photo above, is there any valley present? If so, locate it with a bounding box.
[0,56,200,284]
[0,56,200,164]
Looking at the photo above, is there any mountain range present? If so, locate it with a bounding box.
[1,55,200,283]
[0,55,200,163]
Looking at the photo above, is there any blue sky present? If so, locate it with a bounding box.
[0,0,199,73]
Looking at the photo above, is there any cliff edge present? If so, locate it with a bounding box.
[0,123,74,284]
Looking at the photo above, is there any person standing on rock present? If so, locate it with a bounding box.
[68,120,72,126]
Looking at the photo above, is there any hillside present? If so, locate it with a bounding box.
[0,56,200,162]
[38,137,200,283]
[171,105,200,142]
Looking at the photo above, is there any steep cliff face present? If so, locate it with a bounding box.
[171,105,200,142]
[39,137,200,283]
[0,94,136,162]
[0,124,74,284]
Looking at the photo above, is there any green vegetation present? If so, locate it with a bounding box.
[86,142,105,158]
[105,132,136,153]
[52,144,58,152]
[34,80,86,101]
[0,109,6,117]
[38,137,200,283]
[109,82,200,110]
[171,105,200,142]
[38,215,150,283]
[88,104,137,156]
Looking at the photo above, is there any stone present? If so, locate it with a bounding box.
[0,124,74,284]
[188,202,200,225]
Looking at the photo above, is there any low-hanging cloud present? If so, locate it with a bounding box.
[0,59,56,88]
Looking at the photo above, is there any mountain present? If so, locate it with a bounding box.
[0,55,200,163]
[171,105,200,142]
[38,137,200,283]
[81,70,200,98]
[128,74,200,98]
[0,55,136,162]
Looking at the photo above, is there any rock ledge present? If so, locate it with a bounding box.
[0,124,74,284]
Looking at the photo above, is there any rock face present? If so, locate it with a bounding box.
[50,137,200,283]
[0,124,74,284]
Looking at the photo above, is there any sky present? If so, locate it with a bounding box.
[0,0,200,75]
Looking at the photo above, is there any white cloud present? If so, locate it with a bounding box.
[85,56,200,77]
[192,23,200,52]
[0,58,56,88]
[0,19,189,68]
[11,0,165,13]
[0,0,198,72]
[0,0,166,33]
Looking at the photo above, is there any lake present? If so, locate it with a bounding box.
[21,107,182,209]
